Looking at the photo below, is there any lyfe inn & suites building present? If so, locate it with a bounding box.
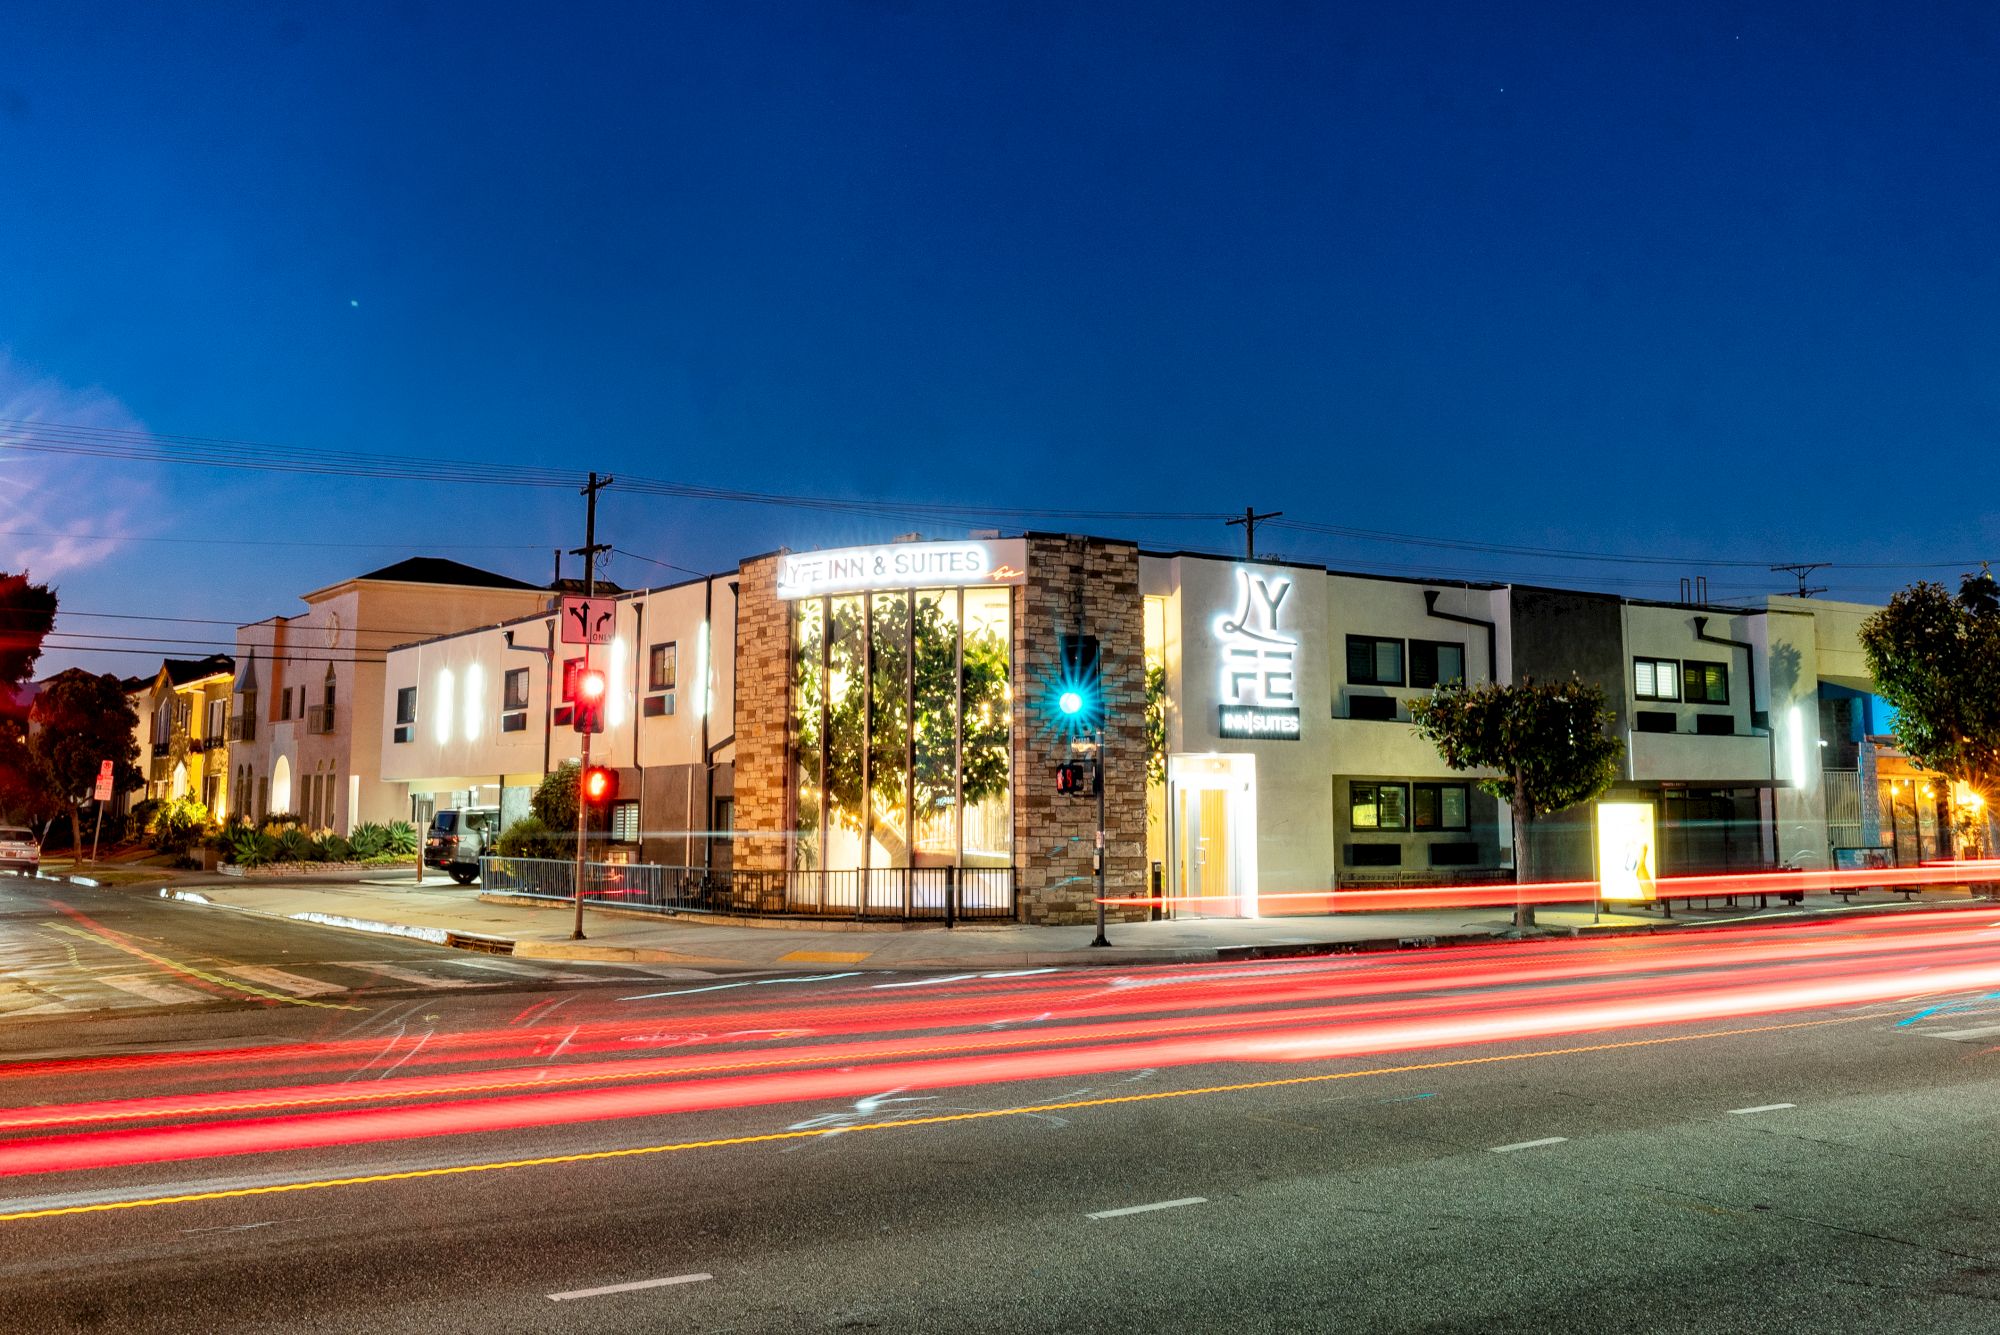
[377,533,1906,926]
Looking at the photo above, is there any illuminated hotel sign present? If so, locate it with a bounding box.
[1214,568,1300,742]
[776,539,1027,600]
[1595,801,1658,902]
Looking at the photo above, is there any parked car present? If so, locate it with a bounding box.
[423,808,498,885]
[0,826,41,877]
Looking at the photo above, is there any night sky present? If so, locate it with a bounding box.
[5,3,1998,676]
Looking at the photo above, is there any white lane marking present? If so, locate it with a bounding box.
[1490,1137,1568,1153]
[872,973,978,990]
[220,965,348,997]
[97,974,211,1006]
[1726,1103,1797,1116]
[1086,1196,1207,1220]
[548,1273,713,1301]
[336,962,483,989]
[622,982,754,1001]
[979,968,1061,978]
[1924,1024,2000,1041]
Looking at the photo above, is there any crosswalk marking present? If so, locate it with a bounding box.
[332,962,487,989]
[219,965,350,997]
[97,974,213,1006]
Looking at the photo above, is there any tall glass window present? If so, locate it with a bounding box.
[789,586,1011,872]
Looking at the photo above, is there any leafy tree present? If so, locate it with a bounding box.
[0,572,58,689]
[531,761,581,840]
[1144,663,1169,789]
[1409,676,1623,927]
[1859,572,2000,812]
[0,572,58,822]
[497,815,565,859]
[28,669,142,857]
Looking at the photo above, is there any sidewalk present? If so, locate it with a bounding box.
[133,872,2000,971]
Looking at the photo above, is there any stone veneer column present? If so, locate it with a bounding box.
[732,553,791,873]
[1012,535,1148,926]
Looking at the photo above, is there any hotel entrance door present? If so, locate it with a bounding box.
[1167,753,1259,918]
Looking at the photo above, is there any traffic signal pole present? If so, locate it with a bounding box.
[569,471,613,941]
[1091,723,1109,948]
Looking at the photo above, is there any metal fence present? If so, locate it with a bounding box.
[480,857,1016,924]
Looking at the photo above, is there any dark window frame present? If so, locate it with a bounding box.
[1633,657,1681,701]
[1346,635,1406,687]
[395,686,417,726]
[1682,660,1729,705]
[1350,781,1410,831]
[1409,640,1466,690]
[1412,782,1471,832]
[649,641,677,693]
[503,667,531,712]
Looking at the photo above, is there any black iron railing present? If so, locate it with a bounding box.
[479,857,1016,925]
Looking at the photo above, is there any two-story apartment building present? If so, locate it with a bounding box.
[228,558,558,833]
[379,572,738,864]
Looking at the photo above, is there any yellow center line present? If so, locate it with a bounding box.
[0,1012,1871,1224]
[41,925,363,1012]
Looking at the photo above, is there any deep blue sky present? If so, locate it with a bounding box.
[5,3,1998,675]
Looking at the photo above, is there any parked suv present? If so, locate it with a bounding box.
[424,808,499,885]
[0,827,40,877]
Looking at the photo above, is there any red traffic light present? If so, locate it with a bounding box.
[577,669,607,700]
[572,667,608,734]
[582,765,617,805]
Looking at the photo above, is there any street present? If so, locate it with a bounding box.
[5,880,2000,1332]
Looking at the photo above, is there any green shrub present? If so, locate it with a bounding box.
[148,797,212,856]
[385,821,418,855]
[496,816,566,860]
[349,822,391,859]
[319,834,353,862]
[532,762,580,834]
[224,825,278,868]
[128,798,161,841]
[273,828,311,863]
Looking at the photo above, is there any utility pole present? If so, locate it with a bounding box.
[567,471,613,940]
[1771,563,1830,598]
[1226,506,1283,561]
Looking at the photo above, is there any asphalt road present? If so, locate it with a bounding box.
[4,884,2000,1333]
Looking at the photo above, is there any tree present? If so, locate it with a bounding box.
[0,572,58,822]
[26,669,141,858]
[1409,676,1623,927]
[531,761,581,839]
[1859,572,2000,811]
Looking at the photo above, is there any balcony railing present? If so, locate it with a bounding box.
[228,714,256,742]
[305,705,335,735]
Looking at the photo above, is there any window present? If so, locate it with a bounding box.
[1346,844,1402,867]
[1350,781,1409,830]
[503,668,530,712]
[1634,658,1680,701]
[649,642,677,692]
[1636,710,1677,734]
[392,686,417,744]
[1695,712,1735,736]
[1409,640,1465,689]
[1682,660,1728,704]
[501,712,528,732]
[1348,694,1397,721]
[206,699,225,741]
[1429,842,1479,867]
[1413,783,1470,831]
[1346,636,1404,686]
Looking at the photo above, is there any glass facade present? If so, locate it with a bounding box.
[790,586,1013,880]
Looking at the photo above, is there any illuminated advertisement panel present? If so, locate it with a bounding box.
[1595,801,1658,902]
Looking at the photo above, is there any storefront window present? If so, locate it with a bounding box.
[790,584,1011,871]
[792,600,823,871]
[912,590,959,864]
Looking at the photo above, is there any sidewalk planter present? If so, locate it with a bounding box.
[217,859,420,878]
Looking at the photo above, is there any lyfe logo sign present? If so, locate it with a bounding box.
[1214,569,1301,741]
